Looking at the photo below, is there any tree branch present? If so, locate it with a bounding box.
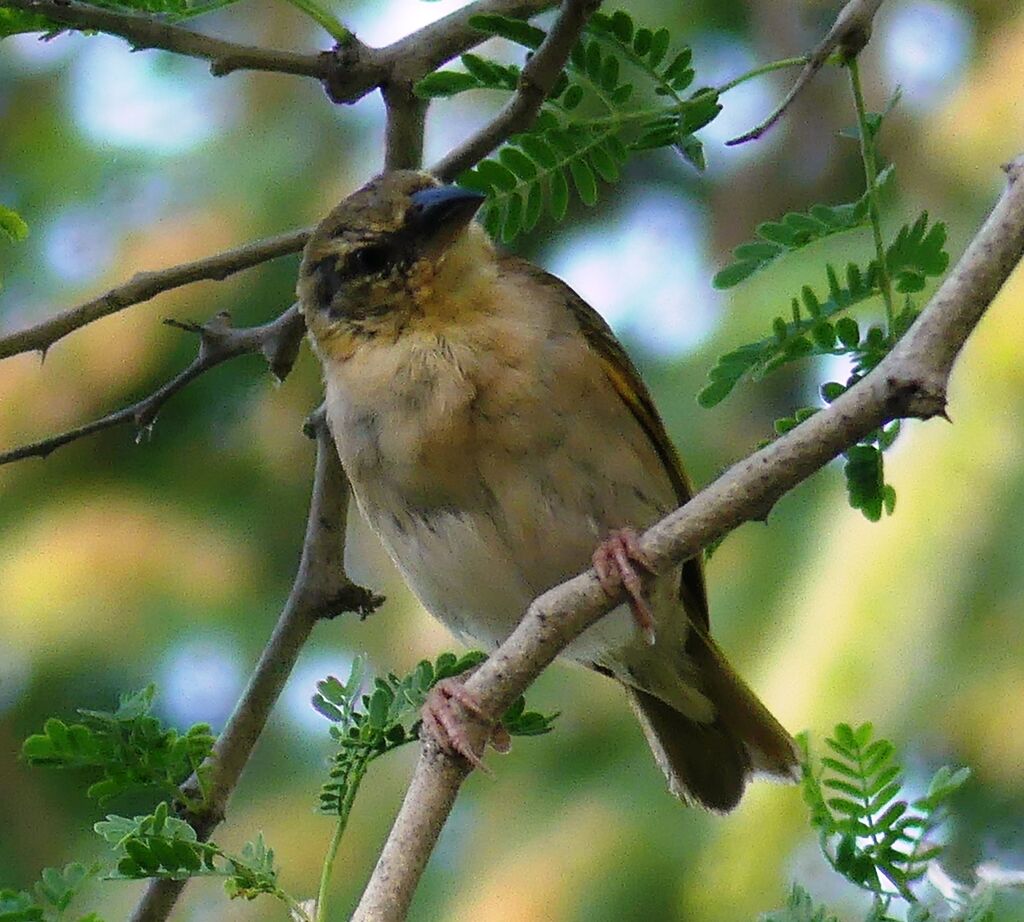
[128,409,384,922]
[0,0,331,77]
[0,227,310,361]
[383,83,429,171]
[726,0,886,146]
[431,0,599,182]
[0,0,555,89]
[0,306,306,465]
[352,155,1024,922]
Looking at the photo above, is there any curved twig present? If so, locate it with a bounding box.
[726,0,886,146]
[0,306,306,465]
[128,409,384,922]
[351,155,1024,922]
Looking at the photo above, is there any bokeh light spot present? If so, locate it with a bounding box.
[156,637,243,731]
[547,190,720,356]
[70,35,229,152]
[880,1,973,111]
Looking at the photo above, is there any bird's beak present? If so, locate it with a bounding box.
[408,186,486,255]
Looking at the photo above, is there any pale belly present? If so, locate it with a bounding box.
[355,487,644,666]
[322,318,683,674]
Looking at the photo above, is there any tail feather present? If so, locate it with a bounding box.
[627,632,799,811]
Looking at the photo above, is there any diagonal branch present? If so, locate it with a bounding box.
[0,306,305,465]
[0,227,310,361]
[431,0,600,182]
[726,0,886,146]
[128,409,384,922]
[351,155,1024,922]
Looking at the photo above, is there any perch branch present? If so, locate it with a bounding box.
[0,306,307,465]
[0,228,309,361]
[727,0,887,146]
[352,155,1024,922]
[129,410,383,922]
[431,0,599,182]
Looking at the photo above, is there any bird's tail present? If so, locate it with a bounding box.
[625,630,799,812]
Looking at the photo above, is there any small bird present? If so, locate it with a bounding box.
[297,170,798,810]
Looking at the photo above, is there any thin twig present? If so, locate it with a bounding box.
[0,306,306,465]
[0,0,330,78]
[0,228,310,361]
[726,0,887,146]
[129,410,384,922]
[431,0,600,182]
[352,155,1024,922]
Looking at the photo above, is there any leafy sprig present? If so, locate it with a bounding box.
[0,863,101,922]
[704,68,948,523]
[21,686,215,809]
[792,723,972,919]
[713,165,894,289]
[762,723,1019,922]
[417,9,723,241]
[311,652,556,921]
[94,804,309,917]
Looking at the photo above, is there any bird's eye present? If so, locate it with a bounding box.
[311,256,345,308]
[349,244,391,276]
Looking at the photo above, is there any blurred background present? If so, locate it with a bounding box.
[1,0,1023,918]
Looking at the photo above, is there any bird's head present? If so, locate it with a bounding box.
[297,170,490,359]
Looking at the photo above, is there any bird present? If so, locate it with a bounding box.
[296,169,799,811]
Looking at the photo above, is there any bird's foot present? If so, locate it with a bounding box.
[420,674,510,772]
[592,528,656,646]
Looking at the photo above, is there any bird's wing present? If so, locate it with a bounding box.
[499,256,710,631]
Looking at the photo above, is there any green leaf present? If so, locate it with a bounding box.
[647,28,669,67]
[475,159,518,192]
[568,158,597,206]
[548,169,569,221]
[632,27,652,56]
[414,70,481,98]
[0,205,28,243]
[499,146,538,181]
[467,12,545,49]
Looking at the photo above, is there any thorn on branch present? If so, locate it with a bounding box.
[0,305,306,466]
[325,583,387,621]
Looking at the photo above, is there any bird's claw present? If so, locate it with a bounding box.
[420,675,507,772]
[592,528,657,646]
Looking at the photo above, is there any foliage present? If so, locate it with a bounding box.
[0,204,27,294]
[95,804,291,902]
[21,685,215,808]
[315,651,556,813]
[4,659,555,921]
[713,165,894,289]
[758,723,1010,922]
[417,9,722,241]
[0,863,100,922]
[701,65,950,521]
[0,0,238,38]
[310,653,557,919]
